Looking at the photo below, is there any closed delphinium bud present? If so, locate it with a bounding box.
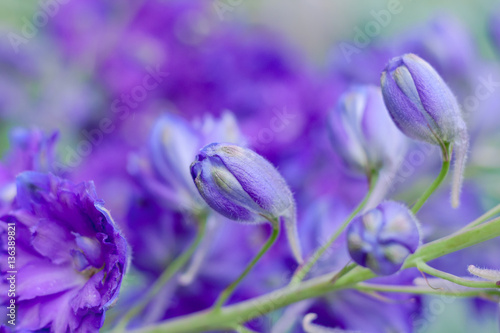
[0,172,129,332]
[190,142,302,264]
[347,201,420,275]
[381,53,469,208]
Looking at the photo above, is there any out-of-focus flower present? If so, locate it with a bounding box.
[490,11,500,54]
[0,172,128,332]
[0,128,60,215]
[347,201,420,275]
[130,112,244,212]
[399,15,477,83]
[381,53,469,207]
[328,85,406,175]
[141,113,243,209]
[191,142,303,263]
[0,35,103,135]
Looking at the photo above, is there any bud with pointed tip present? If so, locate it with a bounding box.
[347,201,420,275]
[190,142,303,264]
[381,53,469,208]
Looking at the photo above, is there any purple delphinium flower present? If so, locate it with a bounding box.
[0,172,128,332]
[381,53,469,208]
[347,201,420,275]
[191,142,303,263]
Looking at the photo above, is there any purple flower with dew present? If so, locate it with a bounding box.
[347,201,420,276]
[381,53,469,207]
[191,142,303,263]
[0,172,129,332]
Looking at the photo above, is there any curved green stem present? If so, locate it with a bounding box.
[114,213,208,330]
[411,142,452,214]
[415,260,499,289]
[354,282,500,297]
[212,221,280,310]
[455,202,500,232]
[290,170,379,286]
[127,215,500,333]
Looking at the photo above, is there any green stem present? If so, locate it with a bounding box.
[354,282,500,297]
[114,213,208,330]
[129,215,500,333]
[290,170,378,286]
[411,142,451,214]
[415,260,499,289]
[212,221,280,310]
[455,202,500,232]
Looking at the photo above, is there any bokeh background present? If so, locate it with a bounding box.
[1,0,500,332]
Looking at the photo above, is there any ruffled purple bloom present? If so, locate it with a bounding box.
[347,201,420,275]
[0,172,128,332]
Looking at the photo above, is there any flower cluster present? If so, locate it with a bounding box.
[0,171,128,331]
[2,1,500,333]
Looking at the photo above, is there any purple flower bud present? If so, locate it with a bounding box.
[328,85,406,175]
[143,112,244,212]
[347,201,420,275]
[190,143,302,263]
[0,172,129,332]
[381,53,469,207]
